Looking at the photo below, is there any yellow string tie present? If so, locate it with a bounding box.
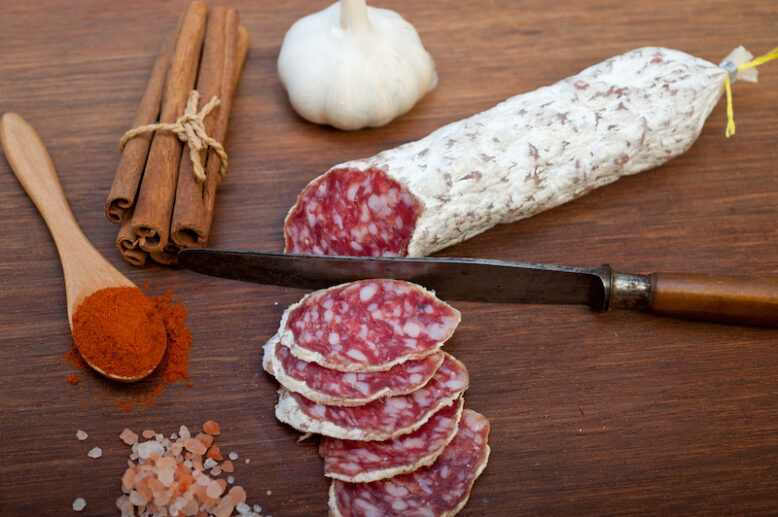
[724,47,778,138]
[724,76,736,138]
[119,90,228,183]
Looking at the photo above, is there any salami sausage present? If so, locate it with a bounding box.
[263,334,445,406]
[320,397,464,483]
[273,279,461,372]
[328,409,490,517]
[285,47,728,257]
[274,352,468,440]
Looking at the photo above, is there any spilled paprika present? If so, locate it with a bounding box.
[71,287,166,381]
[150,290,192,384]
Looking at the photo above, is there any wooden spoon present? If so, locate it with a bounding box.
[0,112,163,382]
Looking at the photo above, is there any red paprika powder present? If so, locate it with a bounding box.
[65,287,193,409]
[71,287,166,380]
[151,290,193,384]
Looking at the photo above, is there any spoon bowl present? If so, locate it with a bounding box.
[0,112,164,382]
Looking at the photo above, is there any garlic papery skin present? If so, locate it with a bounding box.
[278,0,438,131]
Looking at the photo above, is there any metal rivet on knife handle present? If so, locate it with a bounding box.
[604,266,653,311]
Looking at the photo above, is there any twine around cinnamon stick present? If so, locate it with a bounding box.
[119,89,228,183]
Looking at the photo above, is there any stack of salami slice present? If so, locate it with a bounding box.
[263,279,490,516]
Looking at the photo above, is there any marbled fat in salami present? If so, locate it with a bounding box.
[285,47,729,257]
[328,409,490,517]
[276,279,461,372]
[285,167,421,257]
[274,353,468,440]
[263,334,445,406]
[320,397,464,483]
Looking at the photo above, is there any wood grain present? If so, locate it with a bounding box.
[1,0,777,515]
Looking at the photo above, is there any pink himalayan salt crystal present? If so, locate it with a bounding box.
[181,495,199,515]
[206,444,224,461]
[128,490,146,506]
[195,432,214,448]
[156,456,177,469]
[206,479,226,498]
[213,495,236,517]
[203,420,221,435]
[121,468,136,493]
[75,430,88,441]
[228,485,247,504]
[184,437,206,455]
[192,455,204,472]
[87,447,102,459]
[157,466,175,487]
[156,487,174,506]
[134,475,160,502]
[119,428,138,445]
[115,494,132,513]
[115,423,259,517]
[137,440,164,459]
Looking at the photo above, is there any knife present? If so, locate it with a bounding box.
[177,248,778,327]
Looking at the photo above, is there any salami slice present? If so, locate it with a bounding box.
[264,335,445,406]
[320,397,464,483]
[328,409,490,517]
[274,352,468,440]
[285,47,729,257]
[275,279,461,372]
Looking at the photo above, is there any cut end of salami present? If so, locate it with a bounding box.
[328,409,490,517]
[285,167,421,257]
[280,279,461,372]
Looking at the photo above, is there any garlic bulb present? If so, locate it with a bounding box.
[278,0,438,131]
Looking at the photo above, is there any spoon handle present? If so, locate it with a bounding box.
[0,112,134,325]
[0,113,89,250]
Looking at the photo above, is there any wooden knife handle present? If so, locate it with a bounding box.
[648,272,778,327]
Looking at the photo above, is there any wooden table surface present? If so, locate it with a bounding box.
[2,0,777,515]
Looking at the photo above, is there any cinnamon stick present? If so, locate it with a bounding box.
[105,34,175,224]
[132,0,207,253]
[117,208,148,266]
[169,6,232,248]
[170,15,249,248]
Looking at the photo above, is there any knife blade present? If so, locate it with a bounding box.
[177,248,778,327]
